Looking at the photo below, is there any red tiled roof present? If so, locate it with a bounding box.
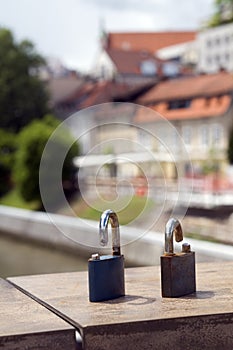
[77,80,149,110]
[106,48,161,75]
[53,77,155,114]
[134,72,233,122]
[137,71,233,104]
[135,95,231,122]
[77,81,111,108]
[107,31,196,53]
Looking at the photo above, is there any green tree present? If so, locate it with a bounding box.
[0,28,49,132]
[207,0,233,27]
[14,115,79,207]
[201,148,220,174]
[0,129,17,195]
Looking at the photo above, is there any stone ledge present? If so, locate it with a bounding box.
[8,262,233,350]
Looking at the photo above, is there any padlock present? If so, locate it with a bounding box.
[160,218,196,297]
[88,209,125,302]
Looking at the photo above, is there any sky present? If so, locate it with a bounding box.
[0,0,214,72]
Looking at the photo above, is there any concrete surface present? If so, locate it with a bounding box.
[0,278,75,349]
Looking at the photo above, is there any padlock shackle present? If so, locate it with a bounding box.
[99,209,121,256]
[165,218,183,254]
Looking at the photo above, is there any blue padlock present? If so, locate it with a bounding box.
[88,209,125,302]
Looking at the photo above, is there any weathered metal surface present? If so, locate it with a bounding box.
[8,262,233,350]
[161,218,196,297]
[0,278,75,349]
[161,252,196,297]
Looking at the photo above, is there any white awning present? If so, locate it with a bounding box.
[74,151,175,168]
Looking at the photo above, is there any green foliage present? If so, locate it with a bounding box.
[14,115,79,206]
[0,188,39,210]
[201,148,220,174]
[68,195,154,225]
[207,0,233,27]
[202,162,218,175]
[227,127,233,164]
[0,27,49,132]
[0,129,17,194]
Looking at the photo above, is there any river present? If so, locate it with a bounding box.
[0,232,87,278]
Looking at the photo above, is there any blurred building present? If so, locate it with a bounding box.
[104,31,196,52]
[47,25,233,121]
[74,71,233,180]
[197,22,233,73]
[45,27,233,181]
[48,66,233,180]
[57,80,153,154]
[93,31,196,81]
[50,78,153,119]
[135,70,233,178]
[93,48,161,84]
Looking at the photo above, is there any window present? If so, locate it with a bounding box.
[168,99,191,110]
[225,35,230,43]
[215,54,221,63]
[206,39,212,48]
[140,60,157,76]
[182,126,192,146]
[215,37,220,46]
[162,62,179,77]
[212,123,222,145]
[200,124,209,146]
[225,52,230,62]
[207,56,212,65]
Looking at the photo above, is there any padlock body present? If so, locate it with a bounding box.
[88,255,125,302]
[161,252,196,297]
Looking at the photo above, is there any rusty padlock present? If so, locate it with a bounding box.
[88,209,125,302]
[160,218,196,297]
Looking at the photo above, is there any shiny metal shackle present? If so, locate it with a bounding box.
[99,209,121,256]
[164,218,183,255]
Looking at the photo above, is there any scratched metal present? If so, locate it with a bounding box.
[161,252,196,297]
